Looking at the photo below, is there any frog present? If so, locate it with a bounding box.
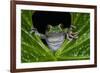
[45,24,65,51]
[31,24,78,51]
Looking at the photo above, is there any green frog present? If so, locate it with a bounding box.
[45,24,65,51]
[31,24,78,51]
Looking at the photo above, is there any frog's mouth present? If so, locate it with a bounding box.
[45,32,65,51]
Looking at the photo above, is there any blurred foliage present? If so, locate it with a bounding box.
[21,10,90,63]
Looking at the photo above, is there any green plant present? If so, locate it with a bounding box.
[21,10,90,63]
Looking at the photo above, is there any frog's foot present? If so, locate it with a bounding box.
[66,31,78,41]
[30,28,37,34]
[30,28,46,39]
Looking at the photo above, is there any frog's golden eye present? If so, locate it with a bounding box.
[58,24,63,31]
[47,25,53,31]
[48,25,52,29]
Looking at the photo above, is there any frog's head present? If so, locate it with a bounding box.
[46,24,63,35]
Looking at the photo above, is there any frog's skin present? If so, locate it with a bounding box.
[45,24,65,51]
[30,24,78,51]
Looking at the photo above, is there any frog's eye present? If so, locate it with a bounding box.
[47,25,53,30]
[58,24,63,31]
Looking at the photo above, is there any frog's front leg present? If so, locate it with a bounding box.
[65,26,78,41]
[30,28,46,39]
